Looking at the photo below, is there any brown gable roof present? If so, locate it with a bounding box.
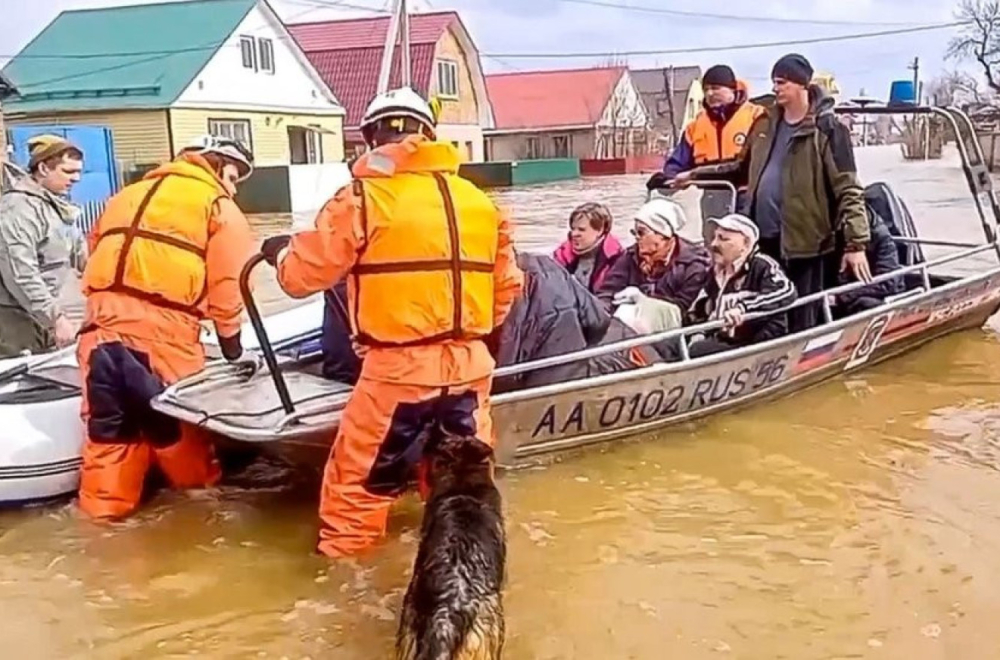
[631,66,701,135]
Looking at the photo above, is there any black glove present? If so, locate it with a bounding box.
[645,171,669,191]
[261,234,292,267]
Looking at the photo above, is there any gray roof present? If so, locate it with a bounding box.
[631,66,702,136]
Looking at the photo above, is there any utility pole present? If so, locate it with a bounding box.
[377,0,410,94]
[908,56,920,102]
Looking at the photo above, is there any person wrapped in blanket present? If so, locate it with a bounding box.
[490,251,661,393]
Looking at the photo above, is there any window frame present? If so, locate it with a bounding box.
[207,118,254,153]
[257,37,275,75]
[526,136,541,160]
[551,134,570,158]
[239,35,257,71]
[435,59,459,99]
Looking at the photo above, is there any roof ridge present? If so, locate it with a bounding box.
[59,0,250,16]
[288,9,457,28]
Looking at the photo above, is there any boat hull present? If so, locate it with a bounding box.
[0,377,83,506]
[213,269,1000,472]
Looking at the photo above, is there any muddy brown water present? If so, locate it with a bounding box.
[8,145,1000,658]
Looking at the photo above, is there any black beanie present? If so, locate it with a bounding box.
[702,64,737,90]
[771,53,813,87]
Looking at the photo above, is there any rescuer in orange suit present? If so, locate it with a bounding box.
[646,65,765,235]
[76,135,261,520]
[260,87,524,558]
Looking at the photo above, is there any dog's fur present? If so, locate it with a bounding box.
[395,428,506,660]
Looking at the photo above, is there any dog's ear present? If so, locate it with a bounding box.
[456,436,494,465]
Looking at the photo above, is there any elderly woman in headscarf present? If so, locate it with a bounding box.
[596,197,712,334]
[552,201,624,293]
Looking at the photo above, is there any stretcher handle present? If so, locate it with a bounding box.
[239,252,295,414]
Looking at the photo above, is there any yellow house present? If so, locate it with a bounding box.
[2,0,347,212]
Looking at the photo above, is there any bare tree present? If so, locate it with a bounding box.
[926,69,989,106]
[947,0,1000,93]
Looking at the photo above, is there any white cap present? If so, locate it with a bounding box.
[707,213,760,245]
[633,198,687,238]
[360,87,437,136]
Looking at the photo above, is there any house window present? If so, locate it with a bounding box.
[239,36,256,70]
[288,126,324,164]
[208,118,253,152]
[526,136,541,160]
[258,38,275,74]
[464,141,474,161]
[552,135,570,158]
[436,60,459,98]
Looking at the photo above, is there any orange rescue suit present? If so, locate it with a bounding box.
[76,153,255,519]
[276,135,523,557]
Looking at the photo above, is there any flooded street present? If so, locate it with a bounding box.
[9,145,1000,658]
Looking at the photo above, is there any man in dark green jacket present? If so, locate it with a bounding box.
[673,53,871,331]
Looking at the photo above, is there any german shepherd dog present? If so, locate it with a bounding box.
[395,427,506,660]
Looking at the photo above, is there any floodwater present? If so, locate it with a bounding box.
[8,145,1000,658]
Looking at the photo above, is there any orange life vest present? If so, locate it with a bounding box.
[82,161,226,317]
[685,100,764,165]
[349,171,500,348]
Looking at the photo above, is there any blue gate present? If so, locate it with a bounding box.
[7,125,119,233]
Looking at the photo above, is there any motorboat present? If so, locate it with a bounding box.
[151,106,1000,472]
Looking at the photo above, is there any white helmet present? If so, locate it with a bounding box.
[360,87,437,139]
[181,134,254,181]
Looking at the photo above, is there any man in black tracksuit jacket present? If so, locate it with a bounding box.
[686,213,797,358]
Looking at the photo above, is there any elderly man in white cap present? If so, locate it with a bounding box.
[596,197,711,334]
[686,213,796,357]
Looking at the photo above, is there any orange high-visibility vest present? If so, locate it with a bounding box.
[83,161,226,317]
[349,172,500,347]
[685,101,764,164]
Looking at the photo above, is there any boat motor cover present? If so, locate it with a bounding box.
[863,181,924,266]
[86,342,180,445]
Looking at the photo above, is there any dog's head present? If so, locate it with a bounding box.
[420,427,495,494]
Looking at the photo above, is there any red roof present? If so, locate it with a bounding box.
[289,11,457,51]
[486,67,626,131]
[289,12,459,129]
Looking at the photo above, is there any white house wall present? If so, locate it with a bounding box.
[599,72,649,129]
[437,124,485,162]
[174,3,341,114]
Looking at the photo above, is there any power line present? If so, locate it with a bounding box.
[483,21,969,59]
[556,0,928,27]
[4,17,966,63]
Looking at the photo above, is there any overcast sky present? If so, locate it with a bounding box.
[0,0,973,99]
